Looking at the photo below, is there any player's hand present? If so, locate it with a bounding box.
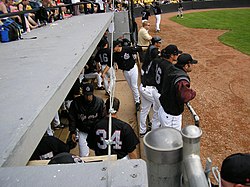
[101,73,105,79]
[71,133,76,143]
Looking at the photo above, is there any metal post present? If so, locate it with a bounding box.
[143,127,183,187]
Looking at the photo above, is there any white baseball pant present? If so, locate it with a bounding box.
[101,65,115,94]
[123,64,140,103]
[84,72,102,88]
[158,106,182,131]
[78,131,89,157]
[151,88,161,129]
[155,14,161,31]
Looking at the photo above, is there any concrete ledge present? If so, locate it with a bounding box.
[0,13,113,167]
[0,159,148,186]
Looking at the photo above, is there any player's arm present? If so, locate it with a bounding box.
[68,101,78,142]
[102,65,110,79]
[176,80,196,103]
[142,30,152,41]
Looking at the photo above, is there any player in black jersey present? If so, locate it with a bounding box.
[153,44,182,129]
[68,83,105,157]
[151,1,162,32]
[113,40,141,111]
[158,53,197,131]
[139,36,162,137]
[30,135,70,160]
[95,39,115,96]
[141,4,150,22]
[87,97,139,159]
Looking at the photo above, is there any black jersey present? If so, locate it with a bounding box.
[87,117,139,159]
[84,57,98,74]
[141,57,161,87]
[30,136,70,160]
[152,5,161,15]
[113,46,138,71]
[155,58,173,94]
[94,48,112,67]
[141,9,150,20]
[159,65,190,115]
[143,45,160,67]
[69,95,105,133]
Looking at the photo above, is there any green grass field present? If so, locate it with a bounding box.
[170,9,250,55]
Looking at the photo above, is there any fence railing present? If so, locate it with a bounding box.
[0,1,100,32]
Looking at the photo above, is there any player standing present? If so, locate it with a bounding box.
[158,53,197,131]
[139,36,162,137]
[177,0,184,18]
[113,40,141,111]
[153,45,182,129]
[151,1,162,32]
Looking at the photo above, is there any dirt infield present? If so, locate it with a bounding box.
[136,9,250,168]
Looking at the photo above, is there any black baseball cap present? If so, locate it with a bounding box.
[113,40,122,48]
[82,83,94,95]
[161,44,182,56]
[48,152,83,164]
[151,36,161,44]
[221,153,250,185]
[176,53,198,65]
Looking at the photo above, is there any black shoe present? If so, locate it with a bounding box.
[97,86,105,90]
[139,131,148,138]
[135,102,140,111]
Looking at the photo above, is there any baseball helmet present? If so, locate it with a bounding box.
[151,36,161,44]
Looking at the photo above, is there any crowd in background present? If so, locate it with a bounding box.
[0,0,129,34]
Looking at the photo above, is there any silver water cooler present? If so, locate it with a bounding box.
[143,127,183,187]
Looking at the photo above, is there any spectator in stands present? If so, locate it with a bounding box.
[68,83,105,157]
[16,0,38,30]
[0,0,8,14]
[95,0,104,13]
[29,135,70,160]
[87,97,139,159]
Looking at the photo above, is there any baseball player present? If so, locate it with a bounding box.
[215,153,250,187]
[68,83,105,157]
[30,135,70,160]
[87,97,139,159]
[83,56,104,90]
[158,53,197,131]
[153,45,182,129]
[113,40,141,111]
[141,4,151,22]
[151,1,162,32]
[94,39,115,96]
[177,1,184,18]
[139,36,162,137]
